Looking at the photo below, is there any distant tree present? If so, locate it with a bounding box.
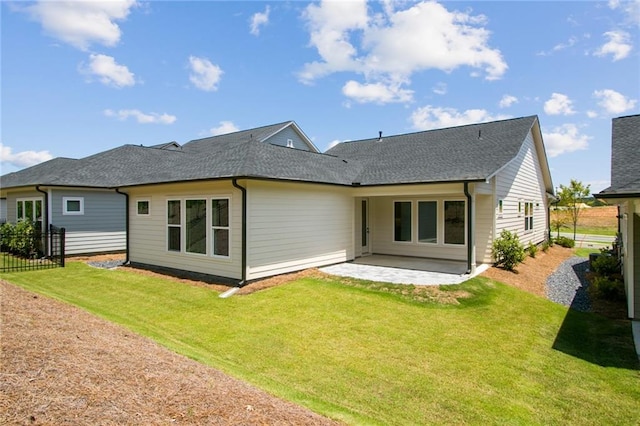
[557,179,591,240]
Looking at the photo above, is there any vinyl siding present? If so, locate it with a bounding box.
[494,130,548,247]
[246,180,353,280]
[0,198,6,222]
[264,126,313,151]
[475,193,494,263]
[51,189,126,254]
[369,195,467,261]
[633,212,639,319]
[127,181,242,280]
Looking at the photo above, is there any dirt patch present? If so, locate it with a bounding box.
[551,205,617,230]
[0,281,339,425]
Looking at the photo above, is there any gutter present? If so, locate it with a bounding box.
[463,182,473,274]
[232,178,247,286]
[115,188,130,264]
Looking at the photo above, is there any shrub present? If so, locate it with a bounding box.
[554,236,575,248]
[541,240,551,253]
[588,275,625,301]
[0,222,15,250]
[492,230,525,271]
[527,242,538,258]
[4,220,42,258]
[591,254,620,277]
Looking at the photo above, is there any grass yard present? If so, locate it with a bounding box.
[3,262,639,425]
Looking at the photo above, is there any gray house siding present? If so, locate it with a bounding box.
[51,189,126,255]
[635,213,639,319]
[265,126,312,151]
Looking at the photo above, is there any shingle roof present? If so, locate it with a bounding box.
[1,116,543,190]
[326,115,539,185]
[597,114,640,198]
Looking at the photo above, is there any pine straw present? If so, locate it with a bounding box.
[0,282,340,426]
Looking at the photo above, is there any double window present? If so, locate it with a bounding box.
[17,198,43,229]
[524,201,534,231]
[393,200,465,245]
[167,198,230,257]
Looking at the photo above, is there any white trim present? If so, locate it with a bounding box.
[136,199,150,216]
[62,196,84,215]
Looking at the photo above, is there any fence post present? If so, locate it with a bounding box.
[60,227,66,267]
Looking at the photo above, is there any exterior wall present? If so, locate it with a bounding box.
[265,126,313,151]
[368,195,468,262]
[246,180,353,280]
[51,189,126,255]
[127,180,243,280]
[0,198,6,222]
[5,190,43,223]
[475,193,495,264]
[633,211,639,319]
[494,130,549,247]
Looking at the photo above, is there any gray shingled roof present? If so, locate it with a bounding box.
[326,116,539,185]
[597,114,640,198]
[1,116,542,190]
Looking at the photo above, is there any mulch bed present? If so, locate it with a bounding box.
[0,281,339,425]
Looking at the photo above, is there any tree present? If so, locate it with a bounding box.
[557,179,591,240]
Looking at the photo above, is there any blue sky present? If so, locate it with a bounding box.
[1,0,638,194]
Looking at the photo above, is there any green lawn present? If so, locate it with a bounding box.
[3,262,639,425]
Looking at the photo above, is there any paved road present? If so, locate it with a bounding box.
[557,232,615,249]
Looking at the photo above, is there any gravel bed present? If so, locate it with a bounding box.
[546,256,591,312]
[87,259,125,269]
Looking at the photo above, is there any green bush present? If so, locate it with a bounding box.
[541,240,551,253]
[492,230,525,271]
[3,220,42,258]
[0,222,15,250]
[527,242,538,258]
[554,236,575,248]
[591,254,620,277]
[588,275,625,301]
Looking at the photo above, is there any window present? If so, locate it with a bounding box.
[211,199,229,257]
[167,200,181,251]
[418,201,437,243]
[394,201,412,242]
[186,199,207,254]
[137,200,150,216]
[524,202,534,231]
[444,200,465,245]
[518,201,522,216]
[498,199,503,215]
[63,197,84,215]
[17,198,43,230]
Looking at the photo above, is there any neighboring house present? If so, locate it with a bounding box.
[596,114,640,319]
[0,197,6,223]
[1,117,554,281]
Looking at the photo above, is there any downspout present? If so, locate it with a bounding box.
[463,182,473,274]
[35,186,49,231]
[232,178,247,286]
[115,188,130,264]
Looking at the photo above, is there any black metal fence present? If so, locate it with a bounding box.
[0,224,65,272]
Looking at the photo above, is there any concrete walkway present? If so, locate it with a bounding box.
[320,258,489,286]
[633,321,640,361]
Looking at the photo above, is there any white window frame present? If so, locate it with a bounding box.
[393,200,413,243]
[167,199,182,252]
[17,197,43,223]
[443,199,466,246]
[211,197,231,258]
[63,197,84,215]
[136,199,150,216]
[524,201,534,232]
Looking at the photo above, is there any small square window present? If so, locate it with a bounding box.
[63,197,84,215]
[137,200,150,215]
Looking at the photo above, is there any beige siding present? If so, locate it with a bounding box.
[127,181,242,280]
[475,194,494,263]
[246,181,353,280]
[369,195,467,261]
[494,131,549,246]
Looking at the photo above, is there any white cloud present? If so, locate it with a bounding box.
[342,80,413,104]
[250,6,270,36]
[537,36,578,56]
[0,143,53,168]
[594,30,632,61]
[327,139,343,150]
[544,93,576,116]
[81,54,135,88]
[210,121,239,135]
[188,56,223,91]
[608,0,640,26]
[410,106,510,131]
[23,0,138,51]
[104,109,176,124]
[593,89,637,114]
[499,94,518,108]
[432,82,447,95]
[544,124,590,157]
[299,0,507,104]
[586,110,598,118]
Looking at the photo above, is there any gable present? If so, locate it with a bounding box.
[262,123,318,152]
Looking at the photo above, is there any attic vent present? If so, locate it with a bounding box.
[287,139,294,148]
[377,131,383,142]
